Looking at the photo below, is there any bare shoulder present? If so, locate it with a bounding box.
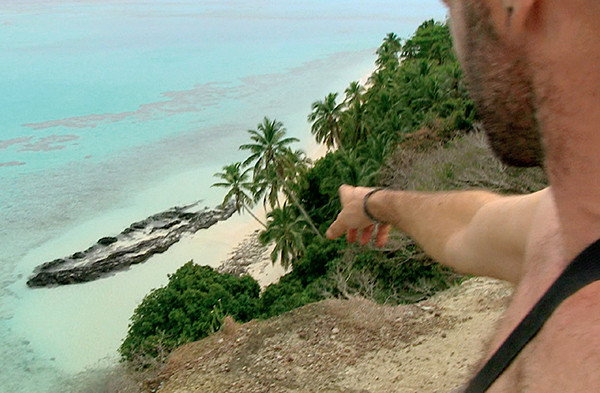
[487,187,600,392]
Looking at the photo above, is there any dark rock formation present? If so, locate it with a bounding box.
[97,237,118,246]
[27,201,236,288]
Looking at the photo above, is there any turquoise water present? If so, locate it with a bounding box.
[0,1,447,392]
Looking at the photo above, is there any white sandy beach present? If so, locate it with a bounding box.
[231,69,375,285]
[6,143,327,376]
[5,73,372,382]
[0,2,450,391]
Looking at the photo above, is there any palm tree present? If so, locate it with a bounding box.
[239,117,298,210]
[282,148,312,192]
[401,20,453,64]
[383,32,402,53]
[359,133,392,180]
[307,93,344,151]
[343,81,367,145]
[240,117,323,239]
[375,32,402,71]
[250,166,281,210]
[240,117,299,178]
[211,162,266,227]
[344,81,365,109]
[335,149,371,187]
[259,205,307,270]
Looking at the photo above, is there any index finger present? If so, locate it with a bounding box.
[326,215,347,240]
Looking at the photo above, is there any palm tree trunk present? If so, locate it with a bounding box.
[276,172,324,239]
[244,206,267,228]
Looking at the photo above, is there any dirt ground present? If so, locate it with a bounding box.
[147,277,512,393]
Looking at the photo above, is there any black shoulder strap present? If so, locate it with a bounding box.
[465,237,600,393]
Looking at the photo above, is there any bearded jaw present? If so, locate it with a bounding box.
[462,0,544,168]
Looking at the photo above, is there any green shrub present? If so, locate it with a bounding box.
[292,238,345,285]
[121,20,550,365]
[119,262,260,362]
[259,274,324,319]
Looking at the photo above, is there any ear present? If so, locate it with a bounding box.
[508,0,544,33]
[485,0,544,39]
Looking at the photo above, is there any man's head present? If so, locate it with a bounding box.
[443,0,544,167]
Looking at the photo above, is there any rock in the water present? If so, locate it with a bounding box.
[27,201,237,288]
[97,237,118,246]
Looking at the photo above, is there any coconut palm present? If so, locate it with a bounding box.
[375,32,402,71]
[307,93,344,151]
[401,20,453,64]
[383,32,402,53]
[344,81,365,109]
[335,149,371,187]
[259,204,307,270]
[343,81,367,145]
[211,162,266,227]
[240,117,323,239]
[282,148,312,191]
[239,117,297,209]
[253,149,311,209]
[251,165,285,210]
[241,117,299,178]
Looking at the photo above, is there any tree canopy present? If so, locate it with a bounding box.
[121,20,548,366]
[120,262,260,362]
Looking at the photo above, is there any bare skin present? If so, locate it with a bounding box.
[327,0,600,391]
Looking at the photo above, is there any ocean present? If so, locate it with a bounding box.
[0,1,447,392]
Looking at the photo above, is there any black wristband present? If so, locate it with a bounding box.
[363,188,385,224]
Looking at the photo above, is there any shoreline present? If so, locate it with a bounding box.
[213,70,374,287]
[0,2,453,387]
[5,70,373,380]
[27,202,237,287]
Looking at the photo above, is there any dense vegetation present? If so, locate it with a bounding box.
[120,263,261,362]
[120,20,547,364]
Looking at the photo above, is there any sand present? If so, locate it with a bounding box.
[7,70,370,378]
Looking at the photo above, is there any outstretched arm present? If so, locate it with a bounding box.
[326,185,548,283]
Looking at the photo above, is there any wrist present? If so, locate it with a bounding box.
[363,188,388,224]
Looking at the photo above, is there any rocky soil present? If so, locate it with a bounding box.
[217,230,270,277]
[147,277,513,393]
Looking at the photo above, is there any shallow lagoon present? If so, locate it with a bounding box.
[0,1,447,391]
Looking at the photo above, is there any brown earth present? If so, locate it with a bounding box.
[147,277,512,393]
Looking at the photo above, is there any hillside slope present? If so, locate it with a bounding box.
[150,277,512,393]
